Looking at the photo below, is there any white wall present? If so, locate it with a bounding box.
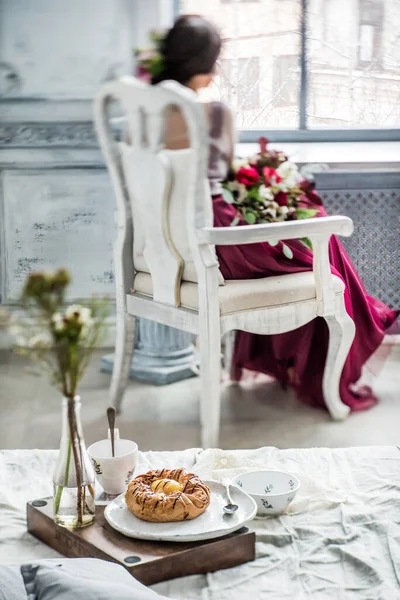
[0,0,138,99]
[0,0,175,305]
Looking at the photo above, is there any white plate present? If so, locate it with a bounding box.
[104,480,257,542]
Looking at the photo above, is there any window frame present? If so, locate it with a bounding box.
[175,0,400,142]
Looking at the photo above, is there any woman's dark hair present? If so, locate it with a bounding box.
[152,15,222,85]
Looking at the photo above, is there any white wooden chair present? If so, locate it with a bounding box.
[94,76,355,449]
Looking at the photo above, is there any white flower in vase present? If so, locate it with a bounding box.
[52,312,65,332]
[65,305,93,327]
[65,304,83,319]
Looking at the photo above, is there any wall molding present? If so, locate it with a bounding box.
[0,121,98,148]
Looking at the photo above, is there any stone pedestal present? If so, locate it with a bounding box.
[101,318,197,385]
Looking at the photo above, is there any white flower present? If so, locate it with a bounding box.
[276,160,298,178]
[273,181,289,193]
[65,305,93,326]
[276,161,302,189]
[278,206,289,216]
[262,207,277,219]
[52,312,65,332]
[65,304,82,319]
[232,158,250,172]
[77,307,92,325]
[259,185,274,202]
[227,181,247,203]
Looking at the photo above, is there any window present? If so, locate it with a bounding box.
[220,58,260,111]
[272,55,299,107]
[358,0,384,67]
[179,0,400,141]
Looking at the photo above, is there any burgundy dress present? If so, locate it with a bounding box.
[207,102,398,412]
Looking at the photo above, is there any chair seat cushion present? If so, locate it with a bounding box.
[133,272,345,315]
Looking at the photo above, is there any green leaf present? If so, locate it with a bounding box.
[244,212,257,225]
[247,187,262,202]
[282,243,294,259]
[296,208,318,220]
[149,55,165,77]
[300,237,313,250]
[222,187,235,204]
[230,215,240,227]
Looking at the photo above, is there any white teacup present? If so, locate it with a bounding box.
[231,470,300,517]
[87,438,138,495]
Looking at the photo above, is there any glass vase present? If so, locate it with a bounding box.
[53,396,96,529]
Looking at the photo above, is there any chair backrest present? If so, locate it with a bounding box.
[94,76,222,307]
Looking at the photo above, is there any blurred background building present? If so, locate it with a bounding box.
[182,0,400,131]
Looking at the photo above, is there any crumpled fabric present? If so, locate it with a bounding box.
[2,447,400,599]
[155,446,400,600]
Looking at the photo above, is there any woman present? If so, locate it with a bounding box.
[149,15,398,412]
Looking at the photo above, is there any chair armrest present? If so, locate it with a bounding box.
[196,216,353,246]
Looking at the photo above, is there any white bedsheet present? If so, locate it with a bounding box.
[1,446,400,599]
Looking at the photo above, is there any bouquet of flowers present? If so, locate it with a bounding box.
[135,30,166,83]
[10,270,108,393]
[222,137,318,257]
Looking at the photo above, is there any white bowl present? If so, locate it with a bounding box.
[231,470,300,517]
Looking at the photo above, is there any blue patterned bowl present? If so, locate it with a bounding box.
[231,470,300,517]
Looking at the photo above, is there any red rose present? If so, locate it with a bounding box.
[263,167,282,186]
[275,192,288,206]
[235,166,259,186]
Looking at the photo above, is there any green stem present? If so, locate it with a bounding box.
[54,435,72,514]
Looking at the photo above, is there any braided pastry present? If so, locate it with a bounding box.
[125,468,211,522]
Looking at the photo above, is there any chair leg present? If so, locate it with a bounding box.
[109,312,136,414]
[322,296,355,420]
[223,330,236,380]
[199,317,222,449]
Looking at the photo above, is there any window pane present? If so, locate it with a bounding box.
[179,0,301,129]
[307,0,400,129]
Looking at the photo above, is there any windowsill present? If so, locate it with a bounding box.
[237,141,400,168]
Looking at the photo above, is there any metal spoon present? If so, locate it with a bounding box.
[223,483,239,515]
[107,406,116,458]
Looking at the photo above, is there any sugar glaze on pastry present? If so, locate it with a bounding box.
[125,468,211,522]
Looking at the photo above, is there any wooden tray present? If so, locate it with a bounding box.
[27,498,256,586]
